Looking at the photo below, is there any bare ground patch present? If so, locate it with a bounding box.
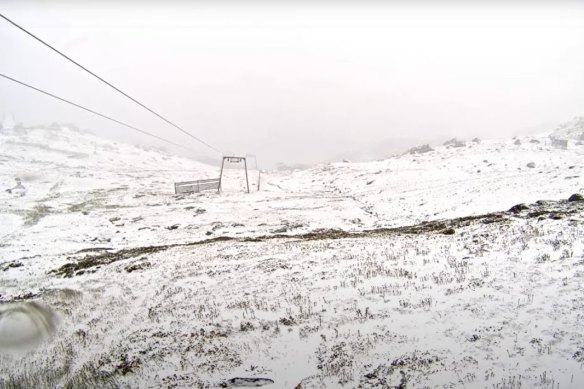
[50,199,583,277]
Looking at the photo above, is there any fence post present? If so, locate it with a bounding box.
[218,157,225,193]
[244,158,250,193]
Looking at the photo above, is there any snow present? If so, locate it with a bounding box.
[0,123,583,388]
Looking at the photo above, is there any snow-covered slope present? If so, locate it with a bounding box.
[552,116,584,141]
[0,123,217,199]
[0,124,218,242]
[277,134,583,227]
[1,123,583,389]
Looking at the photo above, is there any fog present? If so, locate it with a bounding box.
[1,1,584,168]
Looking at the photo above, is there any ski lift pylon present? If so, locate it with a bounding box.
[218,155,250,193]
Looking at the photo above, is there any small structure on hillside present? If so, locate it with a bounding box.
[174,178,220,194]
[219,155,250,194]
[550,136,568,150]
[173,155,256,195]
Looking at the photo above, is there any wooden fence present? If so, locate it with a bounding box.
[174,178,220,194]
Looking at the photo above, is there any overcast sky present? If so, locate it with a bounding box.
[1,1,584,167]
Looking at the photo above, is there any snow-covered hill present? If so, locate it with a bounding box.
[552,116,584,141]
[1,123,583,388]
[0,123,217,199]
[278,133,583,227]
[0,124,218,242]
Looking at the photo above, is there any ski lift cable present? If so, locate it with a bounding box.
[0,72,196,152]
[0,12,222,155]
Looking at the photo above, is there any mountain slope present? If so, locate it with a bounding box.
[277,133,584,227]
[0,123,583,388]
[0,124,217,239]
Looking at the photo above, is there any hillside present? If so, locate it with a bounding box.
[277,134,583,227]
[1,124,583,388]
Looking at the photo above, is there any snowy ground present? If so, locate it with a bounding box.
[1,124,584,388]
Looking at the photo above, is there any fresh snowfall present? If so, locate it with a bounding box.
[1,119,584,389]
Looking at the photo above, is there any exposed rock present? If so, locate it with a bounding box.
[442,228,455,235]
[568,193,583,202]
[551,116,584,141]
[220,377,275,387]
[526,162,536,168]
[1,262,23,272]
[443,138,466,148]
[409,144,434,154]
[508,203,529,214]
[468,334,480,342]
[514,139,521,145]
[6,178,26,197]
[125,261,151,273]
[279,316,296,326]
